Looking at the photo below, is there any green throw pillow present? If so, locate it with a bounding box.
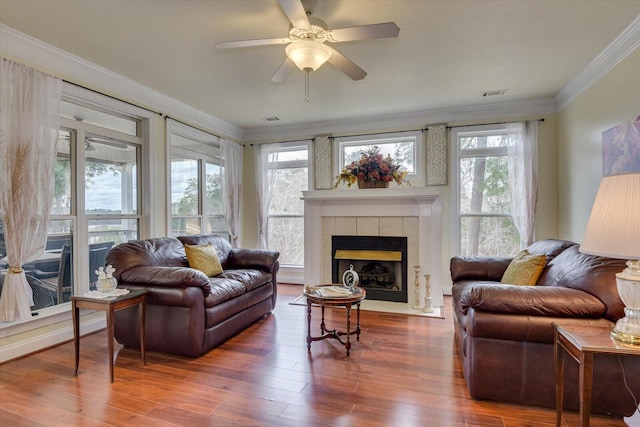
[184,243,223,277]
[501,250,546,286]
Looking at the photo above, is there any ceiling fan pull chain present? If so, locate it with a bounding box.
[305,69,310,103]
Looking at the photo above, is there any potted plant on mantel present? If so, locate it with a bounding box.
[333,146,410,189]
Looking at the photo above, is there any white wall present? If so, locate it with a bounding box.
[557,48,640,242]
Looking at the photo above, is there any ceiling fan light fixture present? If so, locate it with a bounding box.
[285,40,332,72]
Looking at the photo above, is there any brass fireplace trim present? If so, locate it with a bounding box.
[334,249,402,262]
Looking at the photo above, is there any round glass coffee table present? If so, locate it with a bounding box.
[303,284,366,356]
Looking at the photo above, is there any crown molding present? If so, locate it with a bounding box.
[242,98,557,142]
[0,24,244,140]
[555,15,640,111]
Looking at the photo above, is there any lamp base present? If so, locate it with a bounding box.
[610,262,640,345]
[611,309,640,345]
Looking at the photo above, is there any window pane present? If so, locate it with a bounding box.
[85,138,138,214]
[459,156,510,214]
[267,217,304,265]
[204,216,227,235]
[88,218,138,246]
[205,162,223,215]
[171,158,199,215]
[60,100,138,136]
[53,131,72,215]
[343,140,415,173]
[269,167,308,215]
[460,216,519,257]
[459,134,507,149]
[171,217,201,236]
[269,148,307,162]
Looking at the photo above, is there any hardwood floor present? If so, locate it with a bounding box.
[1,284,638,426]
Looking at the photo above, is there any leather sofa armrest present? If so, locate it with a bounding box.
[228,249,280,271]
[450,256,513,282]
[120,266,211,295]
[460,284,606,318]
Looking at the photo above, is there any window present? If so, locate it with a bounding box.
[453,125,520,257]
[335,131,423,186]
[0,91,146,311]
[266,143,310,266]
[169,122,226,238]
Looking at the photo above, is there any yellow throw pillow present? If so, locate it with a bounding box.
[184,243,223,277]
[501,250,546,286]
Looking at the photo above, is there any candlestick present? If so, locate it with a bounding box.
[423,273,434,313]
[413,265,421,310]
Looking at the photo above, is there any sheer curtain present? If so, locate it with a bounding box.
[254,143,279,249]
[507,121,538,249]
[0,60,61,321]
[221,139,243,248]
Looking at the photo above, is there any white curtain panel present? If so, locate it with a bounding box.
[254,143,279,249]
[507,121,539,249]
[0,60,61,321]
[221,139,243,248]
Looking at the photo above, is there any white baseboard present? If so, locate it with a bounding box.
[0,316,106,363]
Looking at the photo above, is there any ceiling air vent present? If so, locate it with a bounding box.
[261,116,280,122]
[482,89,508,97]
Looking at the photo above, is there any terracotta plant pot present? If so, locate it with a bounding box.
[357,178,389,189]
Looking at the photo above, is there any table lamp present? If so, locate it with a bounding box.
[580,172,640,345]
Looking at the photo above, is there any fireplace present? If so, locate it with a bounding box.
[302,187,444,309]
[332,235,407,302]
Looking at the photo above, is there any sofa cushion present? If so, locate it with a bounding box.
[220,269,273,292]
[184,243,223,277]
[204,277,246,306]
[537,245,626,322]
[501,250,546,285]
[527,239,576,263]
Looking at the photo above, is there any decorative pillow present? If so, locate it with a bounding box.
[184,243,223,277]
[501,250,547,286]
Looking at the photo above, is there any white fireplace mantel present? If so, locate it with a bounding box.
[302,187,444,308]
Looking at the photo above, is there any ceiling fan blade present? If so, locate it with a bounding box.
[278,0,311,29]
[328,48,367,81]
[216,37,291,49]
[329,22,400,42]
[271,58,296,83]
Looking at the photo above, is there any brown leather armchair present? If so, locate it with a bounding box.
[450,239,640,417]
[106,234,279,357]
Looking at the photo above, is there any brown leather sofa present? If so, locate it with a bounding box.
[450,239,640,417]
[105,234,279,357]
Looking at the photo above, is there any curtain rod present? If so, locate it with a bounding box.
[164,115,224,141]
[63,79,162,116]
[331,126,429,141]
[447,118,545,129]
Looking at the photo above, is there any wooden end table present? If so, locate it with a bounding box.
[552,322,640,427]
[304,285,366,356]
[72,289,147,383]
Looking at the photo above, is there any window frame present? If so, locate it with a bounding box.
[265,140,311,268]
[333,130,424,187]
[0,82,152,332]
[452,124,519,256]
[167,120,226,238]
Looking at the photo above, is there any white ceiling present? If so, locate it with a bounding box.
[1,0,639,135]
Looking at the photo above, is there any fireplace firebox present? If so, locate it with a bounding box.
[332,235,408,302]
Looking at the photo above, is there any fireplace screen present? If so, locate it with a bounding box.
[332,236,407,302]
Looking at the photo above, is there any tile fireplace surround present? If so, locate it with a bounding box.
[302,188,444,309]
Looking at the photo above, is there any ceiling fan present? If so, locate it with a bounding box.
[216,0,400,89]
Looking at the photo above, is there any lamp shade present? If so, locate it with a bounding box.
[285,40,332,72]
[580,173,640,260]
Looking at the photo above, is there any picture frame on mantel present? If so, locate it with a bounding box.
[425,124,448,186]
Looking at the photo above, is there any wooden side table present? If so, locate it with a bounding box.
[304,285,366,356]
[72,289,147,383]
[552,322,640,427]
